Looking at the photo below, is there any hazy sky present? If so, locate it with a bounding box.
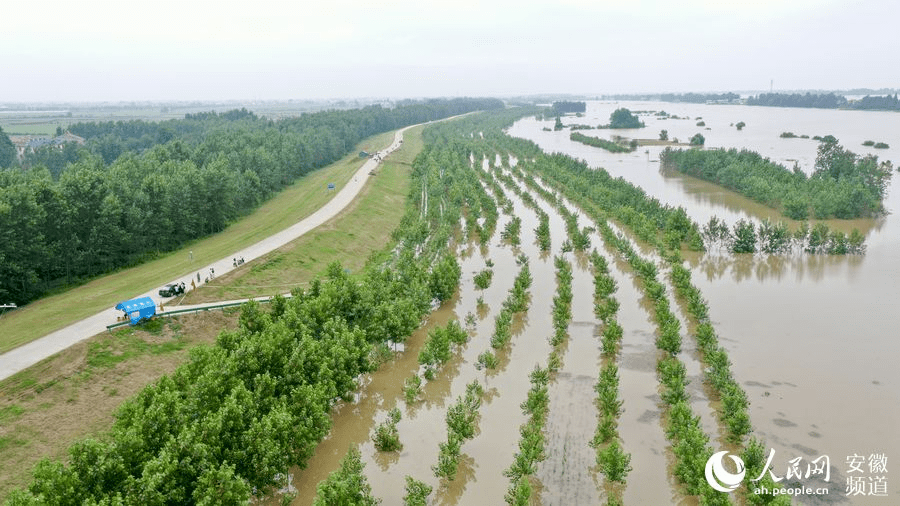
[4,0,898,102]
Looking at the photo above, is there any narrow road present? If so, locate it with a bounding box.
[0,127,412,381]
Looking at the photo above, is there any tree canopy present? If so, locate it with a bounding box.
[747,92,847,109]
[605,108,644,129]
[0,99,502,305]
[660,138,892,219]
[0,127,16,168]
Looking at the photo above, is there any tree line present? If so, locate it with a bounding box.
[747,92,900,111]
[3,108,507,505]
[746,92,848,108]
[660,138,892,220]
[569,132,635,153]
[551,101,586,114]
[0,98,503,305]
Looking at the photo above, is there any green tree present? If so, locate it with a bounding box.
[0,126,18,168]
[597,439,632,483]
[736,121,746,130]
[313,447,380,506]
[659,129,669,141]
[403,476,432,506]
[372,408,403,452]
[608,108,644,129]
[731,219,756,253]
[690,133,705,146]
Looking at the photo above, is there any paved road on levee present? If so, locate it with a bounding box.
[0,126,413,381]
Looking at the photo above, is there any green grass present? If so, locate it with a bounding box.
[0,405,24,424]
[0,436,28,452]
[0,129,396,354]
[0,122,62,135]
[182,125,422,302]
[86,331,187,370]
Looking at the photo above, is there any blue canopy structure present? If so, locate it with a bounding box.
[115,297,156,325]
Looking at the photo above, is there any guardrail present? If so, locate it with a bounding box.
[106,298,275,332]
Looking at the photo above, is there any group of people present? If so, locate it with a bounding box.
[188,256,247,286]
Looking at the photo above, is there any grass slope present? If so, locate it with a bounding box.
[0,130,394,353]
[0,125,422,499]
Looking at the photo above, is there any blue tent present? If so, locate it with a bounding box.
[115,297,156,325]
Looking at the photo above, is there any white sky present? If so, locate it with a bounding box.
[3,0,898,102]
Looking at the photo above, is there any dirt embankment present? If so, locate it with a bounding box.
[0,311,237,497]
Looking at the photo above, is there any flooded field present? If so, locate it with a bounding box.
[272,102,898,505]
[509,102,900,503]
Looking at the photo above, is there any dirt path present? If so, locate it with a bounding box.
[0,127,412,382]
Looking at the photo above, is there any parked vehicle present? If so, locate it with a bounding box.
[158,282,185,297]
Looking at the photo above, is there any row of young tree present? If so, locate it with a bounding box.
[470,109,787,502]
[702,216,866,255]
[660,138,892,220]
[481,166,550,252]
[3,110,500,505]
[588,252,631,503]
[497,161,632,502]
[0,98,502,305]
[569,132,635,153]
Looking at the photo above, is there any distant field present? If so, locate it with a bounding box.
[0,129,396,353]
[0,121,61,136]
[0,100,368,135]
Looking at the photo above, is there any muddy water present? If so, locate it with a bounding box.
[279,156,583,504]
[535,252,603,506]
[510,102,900,503]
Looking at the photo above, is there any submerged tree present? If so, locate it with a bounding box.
[313,447,380,506]
[607,108,644,129]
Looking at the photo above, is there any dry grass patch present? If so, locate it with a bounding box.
[0,311,238,498]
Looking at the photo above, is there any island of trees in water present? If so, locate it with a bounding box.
[569,132,636,153]
[0,98,504,306]
[660,138,893,220]
[598,108,644,129]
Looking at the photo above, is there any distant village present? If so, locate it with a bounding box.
[8,131,84,161]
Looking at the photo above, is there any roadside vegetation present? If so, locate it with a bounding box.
[0,98,501,308]
[3,107,500,504]
[0,124,437,498]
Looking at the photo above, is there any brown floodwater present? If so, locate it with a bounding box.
[509,101,900,504]
[272,102,899,505]
[276,157,621,505]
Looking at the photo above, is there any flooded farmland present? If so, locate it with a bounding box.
[279,102,899,505]
[509,101,900,504]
